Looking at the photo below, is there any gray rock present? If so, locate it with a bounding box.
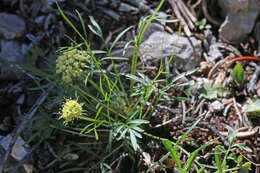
[218,0,260,43]
[139,22,164,42]
[207,43,223,61]
[139,31,202,71]
[203,29,223,61]
[0,13,25,40]
[0,40,29,80]
[254,22,260,46]
[111,24,202,71]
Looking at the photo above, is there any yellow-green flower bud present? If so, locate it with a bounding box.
[56,48,90,83]
[59,99,83,124]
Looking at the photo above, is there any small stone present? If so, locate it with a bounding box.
[211,100,224,112]
[0,134,29,161]
[35,16,45,25]
[0,13,25,39]
[23,164,33,173]
[62,153,79,161]
[16,94,25,105]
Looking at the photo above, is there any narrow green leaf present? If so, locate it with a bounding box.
[131,126,144,132]
[214,145,223,173]
[94,128,99,140]
[88,16,103,38]
[129,129,138,151]
[100,56,128,61]
[108,26,134,53]
[177,116,202,143]
[198,167,205,173]
[128,119,149,124]
[162,140,181,169]
[131,130,142,138]
[184,139,215,172]
[75,10,87,39]
[106,130,113,152]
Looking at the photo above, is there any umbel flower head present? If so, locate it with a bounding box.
[59,99,84,124]
[56,48,90,83]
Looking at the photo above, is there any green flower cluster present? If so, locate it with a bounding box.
[59,99,84,124]
[56,49,90,83]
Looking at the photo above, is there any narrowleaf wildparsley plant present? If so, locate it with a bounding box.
[18,0,253,172]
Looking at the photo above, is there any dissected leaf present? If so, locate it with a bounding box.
[232,143,252,152]
[245,99,260,117]
[200,83,230,100]
[226,125,237,144]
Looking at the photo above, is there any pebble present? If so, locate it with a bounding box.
[211,100,224,112]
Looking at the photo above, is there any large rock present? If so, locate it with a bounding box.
[0,40,28,80]
[0,13,25,40]
[139,31,202,71]
[218,0,260,43]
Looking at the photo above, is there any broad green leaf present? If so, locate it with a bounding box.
[242,162,251,169]
[239,167,250,173]
[232,64,245,86]
[245,99,260,117]
[237,155,243,164]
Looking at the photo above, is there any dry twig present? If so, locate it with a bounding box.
[168,0,197,36]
